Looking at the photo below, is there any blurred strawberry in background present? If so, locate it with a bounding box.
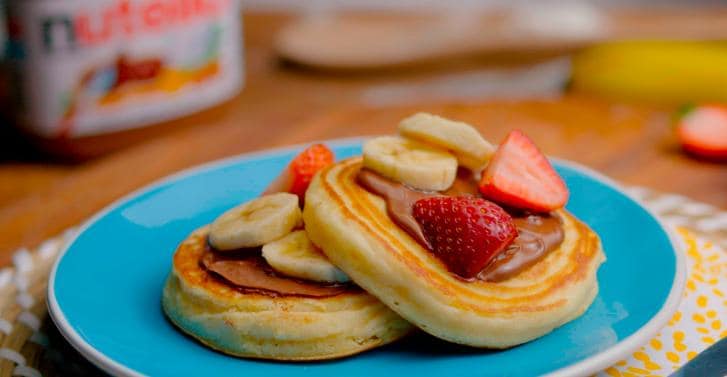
[675,104,727,161]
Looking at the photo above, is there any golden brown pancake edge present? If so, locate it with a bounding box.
[162,226,414,360]
[303,158,606,348]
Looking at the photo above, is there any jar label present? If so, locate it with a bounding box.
[6,0,243,138]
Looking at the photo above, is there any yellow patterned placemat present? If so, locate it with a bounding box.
[0,189,723,376]
[598,228,726,377]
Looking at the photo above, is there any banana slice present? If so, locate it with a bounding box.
[262,230,350,283]
[209,193,301,250]
[363,136,457,191]
[399,112,495,171]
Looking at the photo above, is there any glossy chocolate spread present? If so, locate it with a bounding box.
[356,168,564,282]
[478,214,563,281]
[200,244,355,298]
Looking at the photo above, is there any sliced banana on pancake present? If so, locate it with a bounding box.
[363,136,457,191]
[399,112,495,171]
[262,230,350,283]
[164,226,414,361]
[209,193,301,250]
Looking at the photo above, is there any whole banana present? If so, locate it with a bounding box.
[571,41,727,104]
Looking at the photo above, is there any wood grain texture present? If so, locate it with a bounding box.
[0,13,724,266]
[276,8,727,70]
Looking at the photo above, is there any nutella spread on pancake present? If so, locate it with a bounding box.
[200,243,354,298]
[357,168,564,282]
[479,214,563,281]
[357,168,432,248]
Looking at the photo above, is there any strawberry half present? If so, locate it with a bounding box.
[265,144,334,200]
[412,196,518,279]
[479,130,568,212]
[677,105,727,160]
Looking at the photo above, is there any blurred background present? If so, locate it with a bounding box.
[1,0,726,259]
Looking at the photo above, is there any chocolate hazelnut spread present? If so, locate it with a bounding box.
[478,214,563,281]
[357,169,434,248]
[200,244,355,298]
[4,0,243,158]
[356,168,564,282]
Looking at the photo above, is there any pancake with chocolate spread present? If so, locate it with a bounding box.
[304,158,605,348]
[162,226,413,360]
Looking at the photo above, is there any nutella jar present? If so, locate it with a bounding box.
[4,0,243,158]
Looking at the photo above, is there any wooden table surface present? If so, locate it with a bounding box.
[0,12,725,266]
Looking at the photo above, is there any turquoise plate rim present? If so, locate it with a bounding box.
[47,137,686,377]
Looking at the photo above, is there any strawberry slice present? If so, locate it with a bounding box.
[412,196,518,279]
[479,130,568,212]
[265,144,334,200]
[677,105,727,160]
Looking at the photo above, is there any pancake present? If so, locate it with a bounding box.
[162,226,413,360]
[303,158,605,348]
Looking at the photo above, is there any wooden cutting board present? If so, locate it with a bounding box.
[2,97,725,265]
[276,7,727,69]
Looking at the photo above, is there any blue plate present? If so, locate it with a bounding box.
[48,139,685,377]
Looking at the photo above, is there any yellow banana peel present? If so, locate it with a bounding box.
[570,41,727,104]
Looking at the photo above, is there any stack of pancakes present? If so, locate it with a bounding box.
[163,118,605,360]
